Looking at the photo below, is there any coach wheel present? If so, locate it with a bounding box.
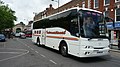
[60,43,68,56]
[37,38,40,46]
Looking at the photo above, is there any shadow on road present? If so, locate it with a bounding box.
[68,55,110,63]
[35,44,111,63]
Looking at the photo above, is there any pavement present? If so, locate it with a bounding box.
[110,45,120,53]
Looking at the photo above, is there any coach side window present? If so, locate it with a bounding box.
[70,18,79,37]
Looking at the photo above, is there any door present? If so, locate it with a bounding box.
[41,29,46,45]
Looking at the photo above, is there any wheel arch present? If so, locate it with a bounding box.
[36,36,40,43]
[59,40,68,51]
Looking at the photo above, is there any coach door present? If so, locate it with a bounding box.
[41,29,46,45]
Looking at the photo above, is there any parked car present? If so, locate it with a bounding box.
[20,33,26,39]
[0,34,6,42]
[15,33,21,37]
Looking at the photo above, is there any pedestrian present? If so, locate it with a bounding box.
[11,32,14,39]
[8,32,11,39]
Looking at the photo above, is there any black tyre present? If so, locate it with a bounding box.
[37,38,40,46]
[60,42,68,57]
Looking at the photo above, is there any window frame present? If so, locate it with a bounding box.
[88,0,91,8]
[104,0,110,6]
[115,8,120,22]
[104,10,109,17]
[94,0,99,9]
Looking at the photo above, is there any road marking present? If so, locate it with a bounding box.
[49,60,57,64]
[0,52,23,54]
[18,41,34,52]
[0,48,28,51]
[0,49,29,62]
[40,54,46,58]
[35,51,39,53]
[30,48,34,50]
[16,39,31,49]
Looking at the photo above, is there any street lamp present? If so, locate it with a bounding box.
[51,0,60,13]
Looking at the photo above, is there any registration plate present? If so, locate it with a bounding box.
[94,50,103,53]
[97,51,103,53]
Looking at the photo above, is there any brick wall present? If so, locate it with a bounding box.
[33,0,120,22]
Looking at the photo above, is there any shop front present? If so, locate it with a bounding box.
[107,22,120,49]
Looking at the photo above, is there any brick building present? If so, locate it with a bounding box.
[34,0,120,22]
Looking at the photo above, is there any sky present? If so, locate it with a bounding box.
[2,0,71,25]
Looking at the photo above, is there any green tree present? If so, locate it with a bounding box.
[0,1,17,31]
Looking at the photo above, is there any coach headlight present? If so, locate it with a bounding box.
[84,46,92,49]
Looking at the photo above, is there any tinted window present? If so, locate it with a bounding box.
[80,10,106,38]
[33,9,78,33]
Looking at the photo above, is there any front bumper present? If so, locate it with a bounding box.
[79,48,110,57]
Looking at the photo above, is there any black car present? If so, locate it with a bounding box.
[0,34,6,42]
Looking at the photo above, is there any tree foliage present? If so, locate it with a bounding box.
[0,1,17,31]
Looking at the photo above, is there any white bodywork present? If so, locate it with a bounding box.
[32,27,109,57]
[32,7,109,57]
